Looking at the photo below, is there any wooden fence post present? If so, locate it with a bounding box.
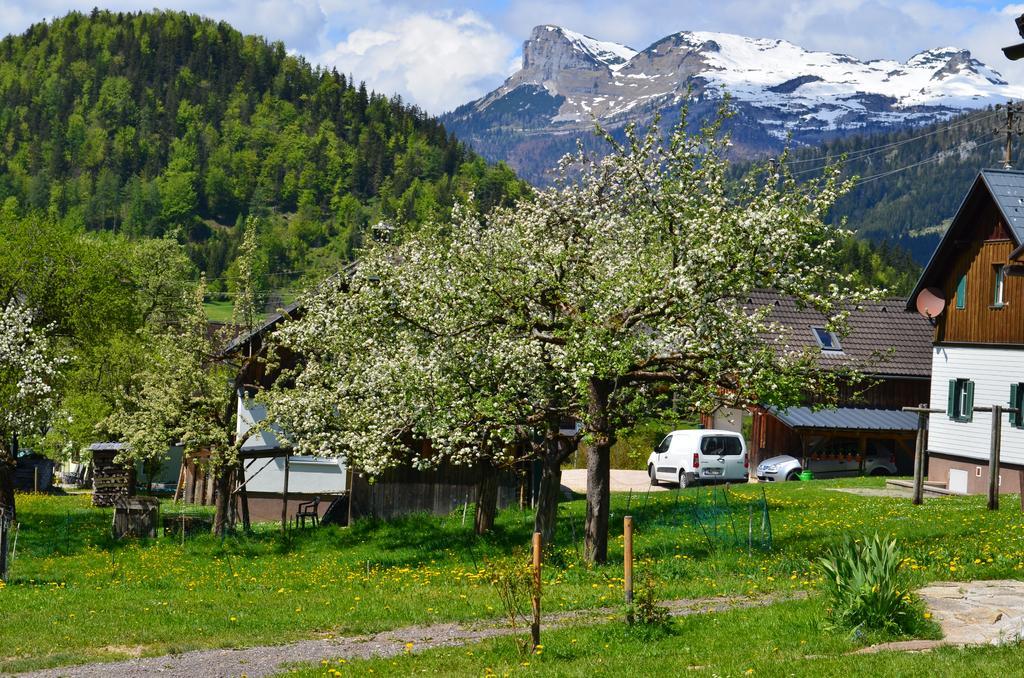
[989,404,1003,511]
[531,531,542,652]
[624,515,634,624]
[912,406,927,505]
[0,508,9,583]
[281,454,290,533]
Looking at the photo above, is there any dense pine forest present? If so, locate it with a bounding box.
[786,107,1006,264]
[0,10,527,304]
[0,8,992,305]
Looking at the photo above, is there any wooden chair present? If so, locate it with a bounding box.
[295,496,321,528]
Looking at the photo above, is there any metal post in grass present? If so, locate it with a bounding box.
[530,531,542,652]
[624,515,634,624]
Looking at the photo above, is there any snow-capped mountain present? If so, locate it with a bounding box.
[443,25,1024,183]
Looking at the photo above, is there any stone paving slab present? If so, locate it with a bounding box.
[918,580,1024,646]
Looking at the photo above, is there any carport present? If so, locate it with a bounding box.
[751,406,920,475]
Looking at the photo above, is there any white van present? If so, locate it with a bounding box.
[646,429,748,488]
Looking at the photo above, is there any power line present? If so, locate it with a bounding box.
[782,109,1002,170]
[851,136,1002,186]
[788,127,998,181]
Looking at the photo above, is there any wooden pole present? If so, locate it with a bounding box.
[281,454,290,533]
[0,511,8,583]
[912,406,927,505]
[33,467,39,493]
[989,404,1003,511]
[1019,468,1024,513]
[624,515,634,623]
[173,459,185,503]
[237,459,251,532]
[530,531,542,652]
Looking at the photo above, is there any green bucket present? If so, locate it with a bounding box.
[798,470,814,482]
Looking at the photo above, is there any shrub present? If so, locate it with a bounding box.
[816,533,926,636]
[628,575,672,628]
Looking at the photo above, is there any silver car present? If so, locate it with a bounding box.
[756,453,898,482]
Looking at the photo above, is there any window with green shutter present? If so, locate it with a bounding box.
[1011,383,1024,428]
[956,274,967,310]
[948,378,974,422]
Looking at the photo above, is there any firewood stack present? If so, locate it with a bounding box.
[89,443,135,507]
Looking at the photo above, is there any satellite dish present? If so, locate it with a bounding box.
[916,287,946,319]
[1004,263,1024,277]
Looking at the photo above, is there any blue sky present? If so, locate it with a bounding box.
[3,0,1024,113]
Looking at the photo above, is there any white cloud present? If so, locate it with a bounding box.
[4,1,1024,112]
[318,10,516,113]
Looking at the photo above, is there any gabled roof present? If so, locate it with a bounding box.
[221,265,354,358]
[748,290,933,378]
[907,168,1024,309]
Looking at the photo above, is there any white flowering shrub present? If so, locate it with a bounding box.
[0,299,65,510]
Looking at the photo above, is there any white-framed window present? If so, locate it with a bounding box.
[994,265,1007,307]
[811,326,842,352]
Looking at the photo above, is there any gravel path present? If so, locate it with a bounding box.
[18,593,799,678]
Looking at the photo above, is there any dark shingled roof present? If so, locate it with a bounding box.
[980,168,1024,245]
[747,290,933,379]
[909,168,1024,307]
[88,442,128,451]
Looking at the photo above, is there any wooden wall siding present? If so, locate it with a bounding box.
[803,377,930,409]
[936,238,1021,344]
[927,344,1024,466]
[750,409,801,467]
[349,464,523,522]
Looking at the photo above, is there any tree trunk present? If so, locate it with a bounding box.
[533,450,562,546]
[585,378,614,565]
[0,435,18,520]
[237,459,251,532]
[212,465,233,536]
[474,461,499,535]
[0,455,15,521]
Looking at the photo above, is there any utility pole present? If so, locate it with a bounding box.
[995,102,1024,169]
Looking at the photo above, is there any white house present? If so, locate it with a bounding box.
[909,168,1024,494]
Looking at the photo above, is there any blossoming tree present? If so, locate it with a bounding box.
[268,109,872,560]
[104,279,243,533]
[0,300,64,517]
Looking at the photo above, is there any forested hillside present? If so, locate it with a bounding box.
[786,107,1006,264]
[0,10,527,303]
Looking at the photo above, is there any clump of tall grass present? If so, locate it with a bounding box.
[816,533,928,637]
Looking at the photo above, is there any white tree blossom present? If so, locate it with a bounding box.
[0,299,65,514]
[265,108,878,558]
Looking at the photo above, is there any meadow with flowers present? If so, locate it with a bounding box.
[3,478,1024,674]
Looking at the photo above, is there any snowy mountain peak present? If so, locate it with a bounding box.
[540,25,637,70]
[524,25,637,75]
[444,25,1024,184]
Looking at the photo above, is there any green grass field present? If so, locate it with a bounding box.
[3,478,1024,673]
[281,598,1019,677]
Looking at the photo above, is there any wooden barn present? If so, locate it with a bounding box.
[217,294,528,526]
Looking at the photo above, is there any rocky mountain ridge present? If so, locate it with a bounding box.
[444,25,1024,184]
